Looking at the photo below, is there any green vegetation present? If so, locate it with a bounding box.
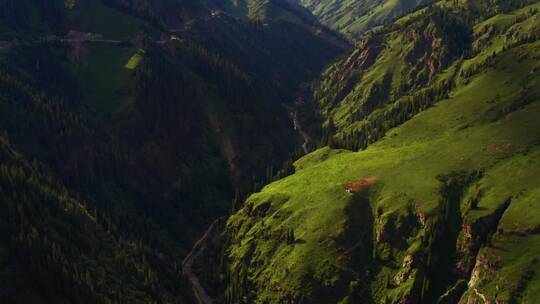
[221,1,540,302]
[0,0,346,302]
[315,0,539,152]
[209,0,316,22]
[64,0,76,10]
[206,0,350,49]
[125,49,145,70]
[67,0,143,40]
[0,0,66,34]
[70,44,137,114]
[0,134,193,303]
[299,0,430,39]
[2,0,539,302]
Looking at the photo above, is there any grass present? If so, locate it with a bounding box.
[125,49,145,70]
[70,44,137,114]
[225,7,540,301]
[67,0,143,40]
[302,0,425,38]
[465,233,540,302]
[459,147,540,302]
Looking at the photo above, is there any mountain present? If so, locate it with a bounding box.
[0,0,346,302]
[205,0,349,46]
[215,0,540,303]
[2,0,540,303]
[298,0,432,39]
[207,0,316,21]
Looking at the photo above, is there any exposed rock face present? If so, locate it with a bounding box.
[404,16,466,88]
[321,34,385,107]
[394,252,420,286]
[344,35,385,72]
[456,198,511,276]
[460,253,501,304]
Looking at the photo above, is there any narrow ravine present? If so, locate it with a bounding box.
[182,217,224,304]
[292,110,312,154]
[283,100,312,154]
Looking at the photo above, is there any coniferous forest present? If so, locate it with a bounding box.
[1,0,540,303]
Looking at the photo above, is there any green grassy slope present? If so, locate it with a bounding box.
[0,0,147,115]
[313,0,537,151]
[299,0,430,39]
[62,0,145,115]
[221,2,540,303]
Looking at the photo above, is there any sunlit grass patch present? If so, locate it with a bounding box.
[125,49,145,70]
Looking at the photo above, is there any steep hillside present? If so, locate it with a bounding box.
[0,0,346,302]
[206,0,349,48]
[207,0,315,21]
[219,1,540,303]
[0,135,196,303]
[315,0,535,151]
[298,0,431,39]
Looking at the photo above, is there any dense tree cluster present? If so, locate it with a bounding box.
[0,135,194,303]
[327,78,455,151]
[0,0,66,31]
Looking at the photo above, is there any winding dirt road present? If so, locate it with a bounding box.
[182,217,225,304]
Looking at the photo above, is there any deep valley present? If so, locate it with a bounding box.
[0,0,539,303]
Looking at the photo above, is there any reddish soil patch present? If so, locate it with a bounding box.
[344,177,377,193]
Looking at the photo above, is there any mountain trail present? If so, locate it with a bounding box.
[182,217,224,304]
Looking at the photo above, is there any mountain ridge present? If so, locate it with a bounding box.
[213,1,540,303]
[1,0,540,303]
[296,0,433,39]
